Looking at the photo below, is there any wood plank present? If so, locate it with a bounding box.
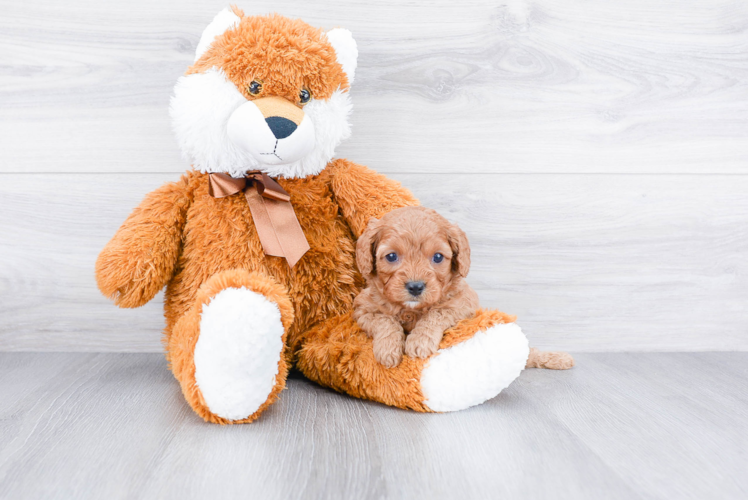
[0,174,172,352]
[0,353,192,499]
[1,0,746,174]
[517,353,748,499]
[1,172,746,352]
[0,353,745,499]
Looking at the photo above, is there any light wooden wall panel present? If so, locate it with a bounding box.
[0,0,746,351]
[1,0,746,174]
[1,173,746,352]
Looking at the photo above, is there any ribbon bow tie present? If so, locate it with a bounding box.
[209,171,310,267]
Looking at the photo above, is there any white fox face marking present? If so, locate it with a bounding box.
[170,10,358,179]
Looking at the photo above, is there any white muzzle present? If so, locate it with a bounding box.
[226,97,316,166]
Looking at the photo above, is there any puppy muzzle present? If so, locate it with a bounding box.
[227,96,316,166]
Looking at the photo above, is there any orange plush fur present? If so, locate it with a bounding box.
[97,11,571,423]
[189,8,348,103]
[97,161,419,421]
[296,309,519,412]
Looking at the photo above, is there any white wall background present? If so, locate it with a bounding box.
[1,0,746,352]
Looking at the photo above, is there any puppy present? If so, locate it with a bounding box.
[353,206,479,368]
[354,206,576,371]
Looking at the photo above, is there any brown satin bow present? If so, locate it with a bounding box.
[209,171,310,267]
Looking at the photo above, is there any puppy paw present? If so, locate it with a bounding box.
[405,331,441,359]
[373,334,405,368]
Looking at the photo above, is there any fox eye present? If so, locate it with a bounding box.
[385,252,398,263]
[248,80,262,95]
[299,88,311,104]
[432,253,444,264]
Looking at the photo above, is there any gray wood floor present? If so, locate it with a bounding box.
[0,353,745,500]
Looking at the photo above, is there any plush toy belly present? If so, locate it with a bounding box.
[163,172,361,348]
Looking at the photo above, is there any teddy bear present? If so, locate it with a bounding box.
[95,7,548,424]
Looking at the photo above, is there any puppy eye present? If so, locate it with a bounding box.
[248,80,263,95]
[385,252,398,263]
[432,253,444,264]
[299,88,311,105]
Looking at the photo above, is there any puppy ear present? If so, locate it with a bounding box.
[356,217,380,278]
[447,223,471,278]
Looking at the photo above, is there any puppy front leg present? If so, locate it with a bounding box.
[406,308,466,359]
[356,312,406,368]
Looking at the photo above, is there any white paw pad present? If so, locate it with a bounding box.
[194,287,285,420]
[420,322,530,412]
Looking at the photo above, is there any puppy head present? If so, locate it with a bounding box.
[356,206,471,309]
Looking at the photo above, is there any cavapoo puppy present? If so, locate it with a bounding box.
[354,206,576,370]
[353,206,480,367]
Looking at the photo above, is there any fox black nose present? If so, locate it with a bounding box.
[405,281,426,297]
[265,116,297,139]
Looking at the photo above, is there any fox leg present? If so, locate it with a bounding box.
[295,309,533,412]
[167,270,293,424]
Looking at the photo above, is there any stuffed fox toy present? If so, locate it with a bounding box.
[96,7,564,424]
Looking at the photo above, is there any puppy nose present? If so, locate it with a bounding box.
[405,281,426,297]
[265,116,297,139]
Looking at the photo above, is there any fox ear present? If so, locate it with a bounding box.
[325,28,358,85]
[194,7,242,62]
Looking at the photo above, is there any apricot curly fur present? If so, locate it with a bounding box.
[353,207,481,366]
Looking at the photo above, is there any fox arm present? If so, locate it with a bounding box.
[412,282,481,336]
[96,174,195,308]
[328,159,419,238]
